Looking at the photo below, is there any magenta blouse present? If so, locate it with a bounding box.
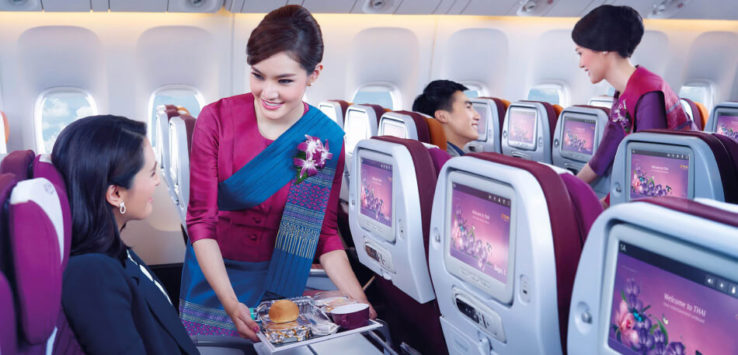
[186,93,345,262]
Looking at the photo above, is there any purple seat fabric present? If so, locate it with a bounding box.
[468,152,595,352]
[428,147,451,173]
[644,196,738,228]
[32,154,72,269]
[0,149,34,180]
[0,272,16,355]
[559,173,603,244]
[368,136,447,355]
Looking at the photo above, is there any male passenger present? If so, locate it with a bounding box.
[412,80,481,157]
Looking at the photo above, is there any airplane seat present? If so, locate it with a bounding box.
[318,99,351,128]
[0,111,8,154]
[428,152,602,355]
[428,145,452,172]
[348,136,448,355]
[609,130,738,206]
[680,98,706,130]
[425,116,448,152]
[552,105,611,197]
[567,197,738,355]
[0,271,16,355]
[587,95,615,109]
[695,101,709,130]
[168,113,197,226]
[705,101,738,142]
[501,100,560,163]
[3,177,78,353]
[377,110,431,142]
[466,97,509,153]
[0,149,35,180]
[31,154,73,269]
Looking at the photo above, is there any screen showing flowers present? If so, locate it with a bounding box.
[359,158,392,227]
[630,150,689,200]
[609,241,738,354]
[562,117,596,155]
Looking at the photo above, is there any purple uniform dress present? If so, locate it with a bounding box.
[589,91,667,176]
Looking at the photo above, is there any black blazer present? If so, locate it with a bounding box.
[62,251,198,355]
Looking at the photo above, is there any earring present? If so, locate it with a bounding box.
[119,202,127,215]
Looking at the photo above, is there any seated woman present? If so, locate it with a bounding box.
[412,80,481,157]
[572,5,695,203]
[54,115,198,354]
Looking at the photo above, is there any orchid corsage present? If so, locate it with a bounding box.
[293,135,333,184]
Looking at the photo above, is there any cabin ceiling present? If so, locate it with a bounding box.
[0,0,736,21]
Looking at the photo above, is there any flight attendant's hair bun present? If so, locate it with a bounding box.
[572,5,644,58]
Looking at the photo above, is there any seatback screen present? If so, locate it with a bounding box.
[608,241,738,354]
[381,119,407,139]
[562,117,596,155]
[716,114,738,142]
[508,107,536,149]
[345,110,370,154]
[473,102,489,141]
[630,150,689,200]
[360,158,392,227]
[449,183,511,283]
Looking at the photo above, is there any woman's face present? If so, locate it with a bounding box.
[119,139,160,222]
[576,45,608,84]
[250,51,319,124]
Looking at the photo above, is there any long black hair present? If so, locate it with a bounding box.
[52,115,146,261]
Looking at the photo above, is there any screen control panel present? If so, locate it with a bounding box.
[454,291,506,343]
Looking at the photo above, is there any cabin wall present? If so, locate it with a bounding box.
[0,10,736,264]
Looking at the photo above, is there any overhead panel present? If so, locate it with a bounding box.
[546,0,600,17]
[461,0,519,16]
[169,0,223,13]
[91,0,107,11]
[301,0,358,13]
[109,0,168,12]
[41,0,89,11]
[0,0,42,11]
[445,0,470,15]
[242,0,288,13]
[224,0,245,12]
[352,0,401,14]
[515,0,559,17]
[395,0,442,14]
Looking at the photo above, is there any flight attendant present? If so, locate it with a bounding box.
[180,5,374,341]
[572,5,695,202]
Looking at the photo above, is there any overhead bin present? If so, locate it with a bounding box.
[0,0,222,12]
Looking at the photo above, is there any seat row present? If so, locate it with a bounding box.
[346,133,738,354]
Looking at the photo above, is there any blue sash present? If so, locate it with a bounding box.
[179,106,343,336]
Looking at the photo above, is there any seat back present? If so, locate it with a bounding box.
[348,136,448,354]
[32,154,72,270]
[500,100,560,163]
[428,152,602,355]
[680,98,707,131]
[318,100,350,129]
[0,271,15,355]
[0,111,8,154]
[0,149,34,180]
[587,95,614,109]
[7,177,64,351]
[552,105,611,197]
[466,97,509,154]
[609,130,738,205]
[377,110,431,143]
[705,101,738,142]
[568,197,738,355]
[168,114,197,226]
[342,104,386,204]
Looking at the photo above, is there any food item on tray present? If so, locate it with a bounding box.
[330,303,370,330]
[269,299,300,323]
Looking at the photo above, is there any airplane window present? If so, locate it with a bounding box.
[679,83,713,111]
[464,90,480,98]
[352,84,400,110]
[461,82,486,99]
[148,86,204,152]
[527,84,568,106]
[35,89,98,153]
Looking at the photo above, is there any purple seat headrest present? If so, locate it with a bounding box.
[644,196,738,227]
[559,173,603,243]
[9,178,63,344]
[427,147,451,173]
[32,154,72,270]
[0,272,16,355]
[0,149,35,180]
